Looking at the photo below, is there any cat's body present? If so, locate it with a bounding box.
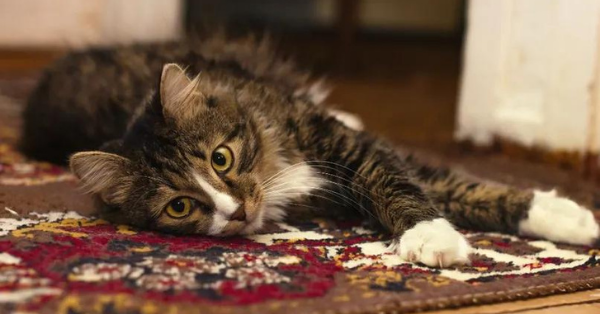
[22,35,599,268]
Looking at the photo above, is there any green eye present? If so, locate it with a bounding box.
[165,197,194,218]
[211,146,233,173]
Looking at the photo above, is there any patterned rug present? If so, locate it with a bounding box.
[2,115,600,314]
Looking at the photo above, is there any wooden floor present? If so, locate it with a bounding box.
[1,35,600,314]
[431,289,600,314]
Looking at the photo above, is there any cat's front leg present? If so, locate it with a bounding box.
[295,108,473,267]
[344,142,472,267]
[348,157,473,267]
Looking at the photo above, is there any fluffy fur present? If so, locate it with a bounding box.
[391,218,471,267]
[519,190,599,245]
[21,35,600,268]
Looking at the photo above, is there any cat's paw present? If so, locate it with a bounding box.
[391,218,471,268]
[519,190,599,245]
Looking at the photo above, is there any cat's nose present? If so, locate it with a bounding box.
[229,207,246,221]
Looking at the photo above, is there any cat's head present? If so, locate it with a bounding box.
[69,64,291,236]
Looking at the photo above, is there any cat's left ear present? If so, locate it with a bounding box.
[69,151,133,205]
[159,63,203,122]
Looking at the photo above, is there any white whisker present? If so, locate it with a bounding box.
[265,185,378,220]
[260,159,390,221]
[262,161,310,188]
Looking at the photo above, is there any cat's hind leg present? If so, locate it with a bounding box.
[413,163,599,246]
[519,190,598,245]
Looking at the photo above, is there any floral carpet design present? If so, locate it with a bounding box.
[0,211,599,314]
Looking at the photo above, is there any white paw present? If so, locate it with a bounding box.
[328,109,364,131]
[391,218,472,268]
[519,190,599,245]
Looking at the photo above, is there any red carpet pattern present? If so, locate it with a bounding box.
[0,210,599,314]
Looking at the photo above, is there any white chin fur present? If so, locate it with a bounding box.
[261,161,324,210]
[391,218,471,268]
[240,206,286,235]
[519,190,599,245]
[244,162,324,235]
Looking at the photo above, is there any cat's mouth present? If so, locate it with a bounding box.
[217,222,247,236]
[214,209,261,237]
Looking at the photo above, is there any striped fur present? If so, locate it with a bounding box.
[22,35,599,267]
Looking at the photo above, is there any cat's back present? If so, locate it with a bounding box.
[20,35,320,164]
[20,43,192,163]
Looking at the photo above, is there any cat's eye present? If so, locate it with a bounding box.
[211,146,233,173]
[165,197,194,218]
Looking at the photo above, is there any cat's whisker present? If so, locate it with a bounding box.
[262,160,364,192]
[263,161,375,199]
[262,162,307,186]
[264,185,378,220]
[260,161,382,221]
[267,190,378,221]
[263,160,346,187]
[261,161,310,188]
[262,168,379,212]
[264,177,371,209]
[311,173,379,205]
[308,161,375,182]
[264,192,349,210]
[262,177,324,194]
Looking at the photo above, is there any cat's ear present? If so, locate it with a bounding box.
[159,63,203,122]
[69,151,133,205]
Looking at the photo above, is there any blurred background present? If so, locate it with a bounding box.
[188,0,465,148]
[2,0,600,200]
[0,0,465,148]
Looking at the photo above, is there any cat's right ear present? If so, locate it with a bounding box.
[159,63,203,122]
[69,151,133,205]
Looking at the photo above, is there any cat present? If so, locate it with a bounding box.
[21,35,599,268]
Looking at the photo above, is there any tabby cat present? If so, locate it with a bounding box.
[21,35,599,268]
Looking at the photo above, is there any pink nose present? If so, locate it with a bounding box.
[230,207,246,221]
